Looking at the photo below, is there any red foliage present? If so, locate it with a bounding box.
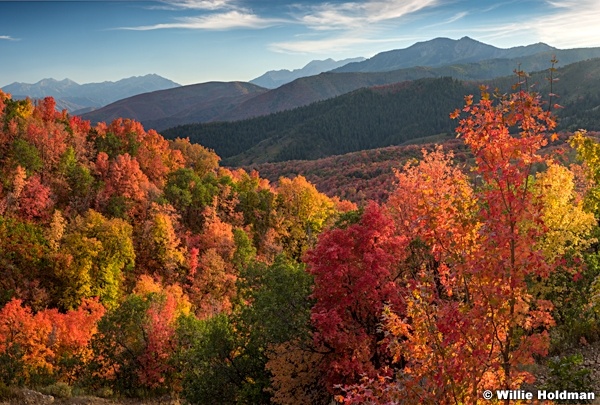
[137,293,177,388]
[306,202,408,389]
[18,174,53,221]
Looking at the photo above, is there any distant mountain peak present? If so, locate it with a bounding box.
[331,37,561,73]
[2,74,181,113]
[250,57,365,89]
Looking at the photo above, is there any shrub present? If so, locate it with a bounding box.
[40,382,72,398]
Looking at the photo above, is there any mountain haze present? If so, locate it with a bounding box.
[332,36,559,73]
[2,74,181,112]
[162,57,600,165]
[57,37,600,133]
[250,57,365,88]
[79,81,267,130]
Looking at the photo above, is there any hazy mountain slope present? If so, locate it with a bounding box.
[72,38,600,127]
[2,74,181,112]
[331,36,559,73]
[162,58,600,165]
[212,50,600,122]
[80,81,268,130]
[250,57,365,88]
[163,77,473,164]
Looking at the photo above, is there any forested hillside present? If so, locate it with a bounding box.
[163,58,600,165]
[2,86,600,405]
[163,78,472,165]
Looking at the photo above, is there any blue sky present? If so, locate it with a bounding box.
[1,0,600,87]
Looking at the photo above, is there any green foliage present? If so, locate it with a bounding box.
[233,173,277,252]
[0,215,52,310]
[177,256,314,404]
[72,210,135,309]
[237,256,313,344]
[163,168,219,231]
[539,253,600,350]
[88,294,151,395]
[40,382,72,399]
[11,138,42,174]
[0,344,25,386]
[2,97,32,128]
[543,354,594,404]
[232,228,257,271]
[176,313,238,405]
[66,164,96,212]
[95,130,140,159]
[105,195,130,219]
[0,381,23,401]
[333,207,364,229]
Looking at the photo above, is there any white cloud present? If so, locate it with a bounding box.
[424,11,468,28]
[294,0,439,30]
[533,0,600,48]
[149,0,236,11]
[271,0,438,55]
[0,35,19,41]
[456,0,600,49]
[119,10,286,31]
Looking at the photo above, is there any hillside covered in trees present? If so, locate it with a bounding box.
[2,86,600,405]
[162,57,600,165]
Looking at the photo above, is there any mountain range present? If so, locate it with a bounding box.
[161,57,600,165]
[250,57,366,89]
[79,37,600,131]
[331,36,558,73]
[1,74,181,113]
[80,81,267,130]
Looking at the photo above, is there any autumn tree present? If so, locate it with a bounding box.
[135,204,186,285]
[307,203,408,390]
[89,276,190,395]
[96,153,155,218]
[0,298,105,386]
[233,170,279,258]
[341,87,565,405]
[169,137,219,177]
[276,175,335,260]
[50,209,134,310]
[176,255,314,404]
[0,215,52,310]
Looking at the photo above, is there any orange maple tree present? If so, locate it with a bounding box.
[339,87,561,405]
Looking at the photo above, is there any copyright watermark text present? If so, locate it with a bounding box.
[482,389,595,401]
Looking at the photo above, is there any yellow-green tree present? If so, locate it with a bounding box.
[276,176,335,259]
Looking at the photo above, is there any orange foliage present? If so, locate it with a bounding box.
[0,298,105,383]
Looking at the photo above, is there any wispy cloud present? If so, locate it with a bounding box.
[533,0,600,47]
[459,0,600,48]
[424,11,468,28]
[271,0,438,54]
[147,0,236,11]
[0,35,19,41]
[294,0,439,31]
[119,10,286,31]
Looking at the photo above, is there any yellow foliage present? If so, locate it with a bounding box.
[535,164,596,261]
[133,275,191,317]
[568,130,600,215]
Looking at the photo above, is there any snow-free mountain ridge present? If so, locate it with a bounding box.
[332,36,558,73]
[250,57,366,89]
[2,74,181,113]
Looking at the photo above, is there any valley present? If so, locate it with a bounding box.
[2,34,600,405]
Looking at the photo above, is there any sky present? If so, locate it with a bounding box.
[1,0,600,87]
